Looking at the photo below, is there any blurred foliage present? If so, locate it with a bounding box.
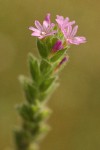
[0,0,100,150]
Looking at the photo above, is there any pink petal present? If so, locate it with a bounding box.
[68,36,86,45]
[56,15,64,26]
[56,15,75,29]
[29,26,40,33]
[75,36,86,43]
[68,21,75,26]
[65,17,69,22]
[31,32,41,37]
[45,13,51,24]
[56,15,64,21]
[47,23,55,33]
[35,20,43,31]
[43,31,56,38]
[66,25,72,37]
[43,20,48,28]
[63,18,69,27]
[70,25,78,37]
[50,23,55,27]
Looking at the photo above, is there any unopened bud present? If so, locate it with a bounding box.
[52,40,63,52]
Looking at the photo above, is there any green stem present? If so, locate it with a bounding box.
[14,38,67,150]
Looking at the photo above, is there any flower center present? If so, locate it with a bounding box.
[41,32,46,35]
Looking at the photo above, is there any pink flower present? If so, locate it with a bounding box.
[63,25,86,45]
[29,13,57,39]
[56,15,75,29]
[52,40,63,52]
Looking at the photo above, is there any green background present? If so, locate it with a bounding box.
[0,0,100,150]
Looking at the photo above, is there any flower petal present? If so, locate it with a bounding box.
[29,26,40,33]
[31,32,41,37]
[43,20,48,29]
[56,15,64,26]
[35,20,43,31]
[65,17,69,22]
[46,23,55,33]
[43,31,57,37]
[66,25,72,37]
[50,23,55,27]
[68,36,86,45]
[70,25,78,37]
[56,15,64,21]
[45,13,51,24]
[68,21,75,26]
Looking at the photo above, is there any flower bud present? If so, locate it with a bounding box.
[52,40,63,52]
[59,56,69,66]
[55,56,69,72]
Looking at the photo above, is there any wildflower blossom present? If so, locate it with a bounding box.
[29,13,57,39]
[55,15,86,45]
[63,25,86,45]
[52,40,63,52]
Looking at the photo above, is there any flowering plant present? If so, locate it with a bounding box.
[14,13,86,150]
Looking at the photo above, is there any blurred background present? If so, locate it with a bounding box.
[0,0,100,150]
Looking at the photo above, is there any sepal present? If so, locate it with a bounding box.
[50,49,67,62]
[14,128,31,150]
[28,53,41,84]
[39,82,59,101]
[39,77,56,92]
[40,59,53,77]
[19,76,37,104]
[37,39,49,58]
[17,104,35,122]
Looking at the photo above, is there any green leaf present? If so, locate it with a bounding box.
[14,129,31,150]
[23,121,40,138]
[17,104,50,123]
[17,104,34,121]
[37,39,49,58]
[28,54,40,84]
[50,49,67,63]
[39,82,59,101]
[19,76,37,104]
[40,59,53,76]
[39,77,56,92]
